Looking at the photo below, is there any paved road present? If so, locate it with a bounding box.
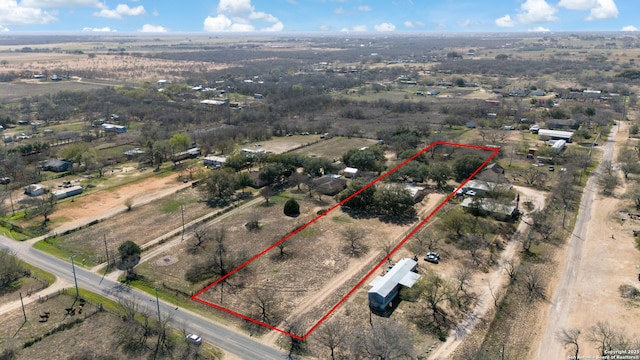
[536,130,614,359]
[0,237,286,360]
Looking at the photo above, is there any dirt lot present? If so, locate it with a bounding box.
[43,186,210,268]
[138,188,440,336]
[292,136,378,160]
[14,169,191,235]
[249,134,324,154]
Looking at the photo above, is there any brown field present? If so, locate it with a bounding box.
[40,185,210,268]
[138,188,432,334]
[292,136,378,160]
[0,80,112,102]
[249,134,324,154]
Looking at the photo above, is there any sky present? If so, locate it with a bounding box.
[0,0,638,34]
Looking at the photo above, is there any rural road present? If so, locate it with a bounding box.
[0,236,287,360]
[536,130,614,359]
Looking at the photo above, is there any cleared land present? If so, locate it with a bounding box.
[292,136,378,160]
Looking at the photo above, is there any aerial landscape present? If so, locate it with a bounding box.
[1,1,640,359]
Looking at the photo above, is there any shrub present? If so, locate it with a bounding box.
[283,198,300,217]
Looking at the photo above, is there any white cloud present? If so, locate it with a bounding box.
[622,25,638,31]
[82,26,116,32]
[204,14,233,31]
[95,4,146,19]
[204,0,282,32]
[457,19,471,27]
[0,1,57,26]
[403,20,424,28]
[152,10,159,16]
[140,24,168,33]
[340,25,367,32]
[357,6,371,12]
[318,24,330,31]
[528,26,551,32]
[586,0,618,20]
[374,22,396,32]
[558,0,596,10]
[516,0,558,24]
[21,0,100,8]
[263,22,284,32]
[495,15,515,28]
[0,25,9,32]
[334,7,346,14]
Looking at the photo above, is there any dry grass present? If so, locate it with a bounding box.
[138,189,415,334]
[39,187,209,267]
[292,136,378,160]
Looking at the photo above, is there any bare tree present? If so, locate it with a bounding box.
[248,288,281,327]
[587,321,618,356]
[408,229,439,256]
[188,224,209,254]
[359,320,415,360]
[341,227,368,257]
[487,280,504,309]
[502,257,518,283]
[284,317,307,359]
[316,317,348,360]
[557,327,581,359]
[520,266,545,302]
[260,186,274,205]
[245,210,262,231]
[521,167,548,187]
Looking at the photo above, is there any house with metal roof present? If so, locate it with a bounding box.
[368,258,421,313]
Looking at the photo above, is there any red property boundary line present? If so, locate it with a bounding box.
[192,141,500,340]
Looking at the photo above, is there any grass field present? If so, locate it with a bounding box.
[292,136,377,160]
[0,81,111,102]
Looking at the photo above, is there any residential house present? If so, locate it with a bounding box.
[311,176,347,196]
[24,183,45,196]
[368,258,421,314]
[41,159,72,172]
[461,197,519,221]
[460,179,513,196]
[203,155,227,169]
[403,183,427,202]
[537,129,574,142]
[52,185,83,200]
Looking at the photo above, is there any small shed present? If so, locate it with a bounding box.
[343,167,359,178]
[368,258,421,313]
[24,184,45,196]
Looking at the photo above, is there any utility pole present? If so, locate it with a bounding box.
[70,255,79,299]
[19,292,27,322]
[103,234,110,267]
[153,288,162,360]
[181,205,185,241]
[563,203,567,228]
